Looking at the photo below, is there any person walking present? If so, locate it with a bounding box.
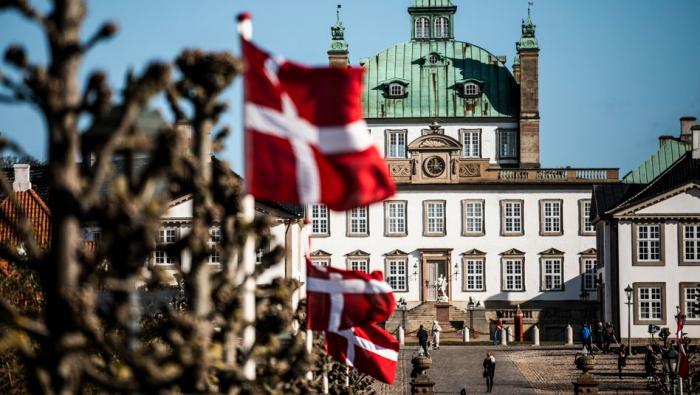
[431,321,442,350]
[594,321,605,352]
[483,351,496,393]
[603,322,615,353]
[617,343,627,379]
[493,315,503,345]
[417,324,429,357]
[580,322,592,354]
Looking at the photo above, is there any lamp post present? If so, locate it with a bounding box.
[579,290,590,323]
[664,347,679,394]
[625,285,633,356]
[468,300,475,335]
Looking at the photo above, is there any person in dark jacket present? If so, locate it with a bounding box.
[483,351,496,393]
[644,345,655,378]
[618,344,627,379]
[594,322,605,352]
[417,324,429,356]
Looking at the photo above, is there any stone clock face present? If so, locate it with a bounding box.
[423,156,445,177]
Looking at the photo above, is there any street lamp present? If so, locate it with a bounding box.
[625,285,633,356]
[664,347,679,393]
[468,299,475,335]
[579,290,591,325]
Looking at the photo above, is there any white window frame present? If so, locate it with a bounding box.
[388,83,404,97]
[681,283,700,322]
[155,228,177,265]
[311,259,330,267]
[540,200,563,236]
[434,16,449,38]
[498,129,518,159]
[424,200,446,236]
[542,258,563,291]
[580,199,595,236]
[636,224,662,263]
[208,227,221,265]
[460,129,481,158]
[385,201,407,236]
[349,259,369,274]
[681,224,700,265]
[582,257,597,291]
[310,204,329,237]
[415,17,430,38]
[462,199,484,236]
[387,258,408,292]
[463,83,479,97]
[502,256,524,291]
[501,200,523,236]
[386,130,407,159]
[639,286,663,321]
[347,206,369,237]
[464,258,485,291]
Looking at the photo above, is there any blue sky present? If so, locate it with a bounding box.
[1,0,699,177]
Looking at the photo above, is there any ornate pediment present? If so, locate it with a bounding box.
[539,248,565,256]
[461,249,486,256]
[500,248,525,256]
[408,134,461,151]
[579,248,597,256]
[310,249,332,257]
[345,249,370,257]
[384,249,409,256]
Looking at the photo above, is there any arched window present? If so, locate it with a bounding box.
[434,17,449,38]
[415,17,430,38]
[428,53,440,65]
[463,83,479,96]
[389,83,404,97]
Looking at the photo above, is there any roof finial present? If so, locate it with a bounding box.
[337,4,341,22]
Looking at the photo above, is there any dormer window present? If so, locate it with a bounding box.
[380,78,410,99]
[389,84,404,97]
[415,17,430,38]
[463,83,479,96]
[434,17,449,38]
[428,53,440,65]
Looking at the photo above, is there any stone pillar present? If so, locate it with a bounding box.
[398,326,405,346]
[532,325,540,346]
[519,47,540,168]
[566,325,574,345]
[500,327,508,346]
[463,327,470,342]
[410,355,435,395]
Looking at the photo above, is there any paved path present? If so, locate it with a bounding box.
[374,345,537,394]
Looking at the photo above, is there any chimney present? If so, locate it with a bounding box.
[658,135,675,148]
[680,116,697,143]
[12,164,31,192]
[692,125,700,159]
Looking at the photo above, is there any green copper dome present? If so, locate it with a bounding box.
[362,40,518,119]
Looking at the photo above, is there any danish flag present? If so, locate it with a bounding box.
[306,262,395,331]
[677,307,690,379]
[240,16,395,211]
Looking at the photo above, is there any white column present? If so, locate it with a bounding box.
[532,325,540,346]
[241,195,256,380]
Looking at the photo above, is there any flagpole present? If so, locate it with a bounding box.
[237,12,256,381]
[305,226,314,381]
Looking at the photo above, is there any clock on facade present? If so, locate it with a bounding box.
[423,156,445,177]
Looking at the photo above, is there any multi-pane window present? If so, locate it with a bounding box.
[465,259,484,291]
[387,131,407,158]
[415,17,430,38]
[155,228,177,265]
[503,201,523,235]
[387,259,407,291]
[543,258,563,291]
[388,84,404,97]
[683,225,700,262]
[685,286,699,320]
[637,225,661,261]
[499,130,518,159]
[461,130,480,158]
[209,228,221,264]
[639,287,662,320]
[504,259,523,291]
[463,83,479,97]
[311,204,329,236]
[542,200,562,235]
[583,201,594,233]
[311,259,330,267]
[350,260,369,274]
[425,201,445,235]
[463,200,484,235]
[582,258,597,291]
[255,247,266,264]
[434,17,449,38]
[386,201,406,236]
[348,206,368,236]
[93,231,102,242]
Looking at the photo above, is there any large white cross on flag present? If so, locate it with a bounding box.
[307,262,399,385]
[240,19,395,211]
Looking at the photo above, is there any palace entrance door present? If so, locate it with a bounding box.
[419,249,452,303]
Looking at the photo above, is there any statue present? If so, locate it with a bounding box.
[436,274,448,302]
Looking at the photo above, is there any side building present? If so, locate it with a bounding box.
[592,117,700,340]
[310,1,619,340]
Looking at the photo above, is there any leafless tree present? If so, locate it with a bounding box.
[0,0,330,393]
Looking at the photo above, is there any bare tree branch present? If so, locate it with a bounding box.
[80,21,117,54]
[0,294,48,338]
[0,0,47,26]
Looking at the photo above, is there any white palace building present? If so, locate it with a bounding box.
[308,1,619,340]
